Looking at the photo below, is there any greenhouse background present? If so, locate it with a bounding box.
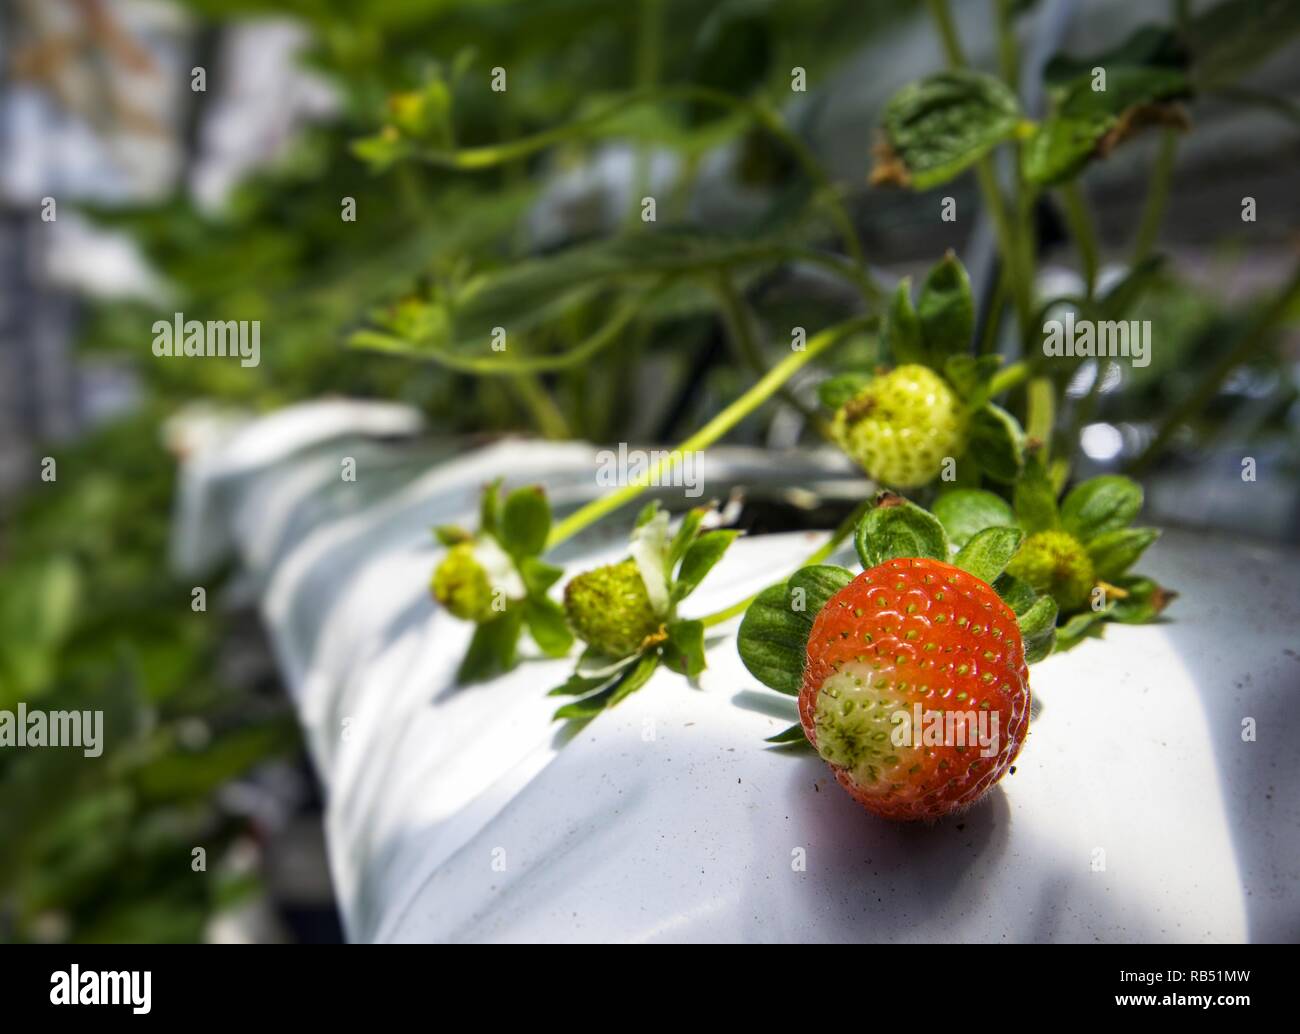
[0,0,1297,944]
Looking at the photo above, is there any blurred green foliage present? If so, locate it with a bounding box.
[0,411,297,942]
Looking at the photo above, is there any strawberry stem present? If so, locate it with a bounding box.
[546,316,875,550]
[416,84,881,304]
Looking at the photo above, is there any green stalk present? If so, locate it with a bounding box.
[1061,181,1100,298]
[996,0,1037,350]
[507,374,572,440]
[628,0,663,227]
[414,84,878,302]
[351,292,647,373]
[635,0,663,97]
[712,273,829,435]
[700,497,873,628]
[1128,264,1300,475]
[928,0,1033,341]
[1026,375,1055,456]
[987,359,1030,398]
[1132,129,1178,264]
[978,268,1008,355]
[546,315,875,549]
[352,243,875,372]
[925,0,967,65]
[994,0,1020,90]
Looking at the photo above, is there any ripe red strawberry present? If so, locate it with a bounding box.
[799,557,1030,821]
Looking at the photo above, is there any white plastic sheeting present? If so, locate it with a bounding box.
[174,401,1300,943]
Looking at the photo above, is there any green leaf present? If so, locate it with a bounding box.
[608,651,661,707]
[548,672,615,697]
[817,372,873,411]
[1054,608,1111,651]
[943,354,1002,407]
[876,70,1022,189]
[1017,594,1058,639]
[0,558,81,695]
[635,500,662,528]
[1185,0,1300,86]
[994,573,1038,615]
[668,507,706,568]
[1017,595,1059,663]
[434,524,472,547]
[933,489,1015,550]
[350,130,414,173]
[918,252,974,361]
[134,721,297,802]
[953,526,1024,585]
[552,651,660,719]
[457,608,523,684]
[499,486,550,557]
[662,619,706,677]
[575,645,639,679]
[789,566,857,623]
[1109,575,1176,624]
[1060,475,1143,542]
[673,530,739,602]
[967,404,1025,483]
[765,722,810,746]
[523,595,574,657]
[552,685,619,720]
[479,479,502,539]
[519,556,564,596]
[1086,527,1160,581]
[736,566,854,695]
[1025,27,1190,186]
[1013,456,1060,533]
[855,495,948,568]
[368,231,811,357]
[1024,626,1058,664]
[884,278,925,365]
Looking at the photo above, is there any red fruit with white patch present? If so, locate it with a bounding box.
[799,557,1030,821]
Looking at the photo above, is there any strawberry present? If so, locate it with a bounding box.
[1005,529,1095,612]
[432,542,495,621]
[831,364,966,488]
[799,557,1030,821]
[563,558,661,658]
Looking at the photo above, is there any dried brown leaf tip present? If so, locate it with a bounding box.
[1097,103,1191,158]
[1149,584,1178,615]
[869,135,912,188]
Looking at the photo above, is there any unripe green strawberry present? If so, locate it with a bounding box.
[831,364,966,488]
[564,559,661,658]
[800,557,1030,822]
[432,542,495,622]
[1006,529,1095,612]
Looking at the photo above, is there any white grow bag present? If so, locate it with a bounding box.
[173,401,1300,943]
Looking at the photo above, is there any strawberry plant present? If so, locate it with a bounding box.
[341,0,1300,774]
[737,493,1051,817]
[548,501,736,719]
[337,0,1300,824]
[431,479,574,682]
